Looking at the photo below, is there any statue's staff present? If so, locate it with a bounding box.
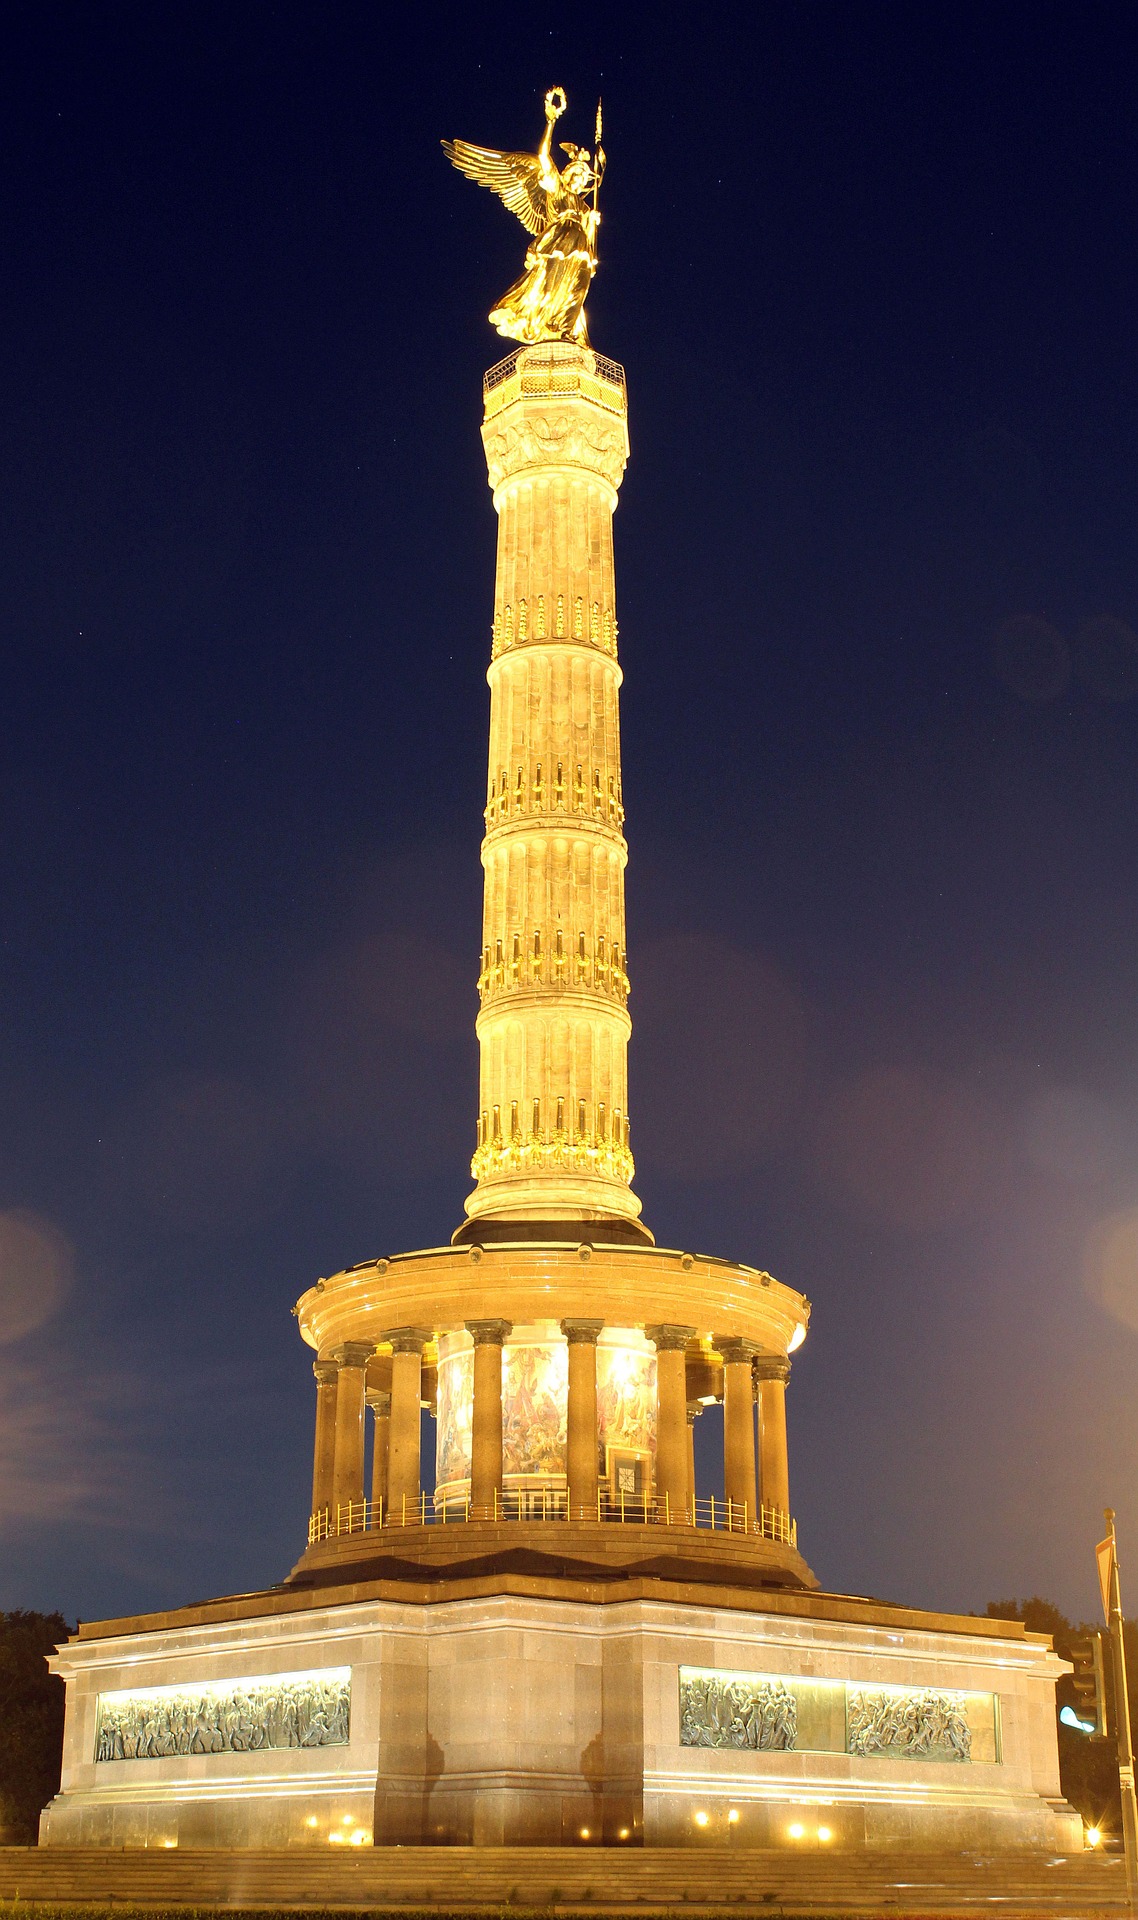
[593,99,605,218]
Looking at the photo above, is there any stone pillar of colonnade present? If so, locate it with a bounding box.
[366,1389,390,1523]
[310,1358,339,1518]
[387,1328,431,1522]
[686,1406,700,1516]
[755,1354,792,1517]
[647,1325,695,1523]
[718,1337,760,1524]
[467,1319,512,1517]
[561,1318,603,1516]
[330,1341,375,1516]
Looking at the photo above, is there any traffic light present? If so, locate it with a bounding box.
[1067,1631,1109,1738]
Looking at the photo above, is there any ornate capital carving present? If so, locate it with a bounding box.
[646,1323,696,1353]
[482,401,628,494]
[465,1318,513,1347]
[716,1335,761,1367]
[471,1125,634,1188]
[312,1359,339,1388]
[330,1340,375,1370]
[365,1390,391,1417]
[387,1325,432,1356]
[753,1353,791,1387]
[561,1317,604,1346]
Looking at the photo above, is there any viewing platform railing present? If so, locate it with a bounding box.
[308,1489,796,1550]
[484,345,625,394]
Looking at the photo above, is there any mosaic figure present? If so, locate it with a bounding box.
[502,1339,568,1478]
[435,1344,474,1490]
[596,1343,656,1459]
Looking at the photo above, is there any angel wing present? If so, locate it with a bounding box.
[441,139,549,236]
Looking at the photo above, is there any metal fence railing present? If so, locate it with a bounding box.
[308,1488,796,1550]
[483,345,626,402]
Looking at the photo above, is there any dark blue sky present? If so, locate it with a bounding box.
[0,3,1136,1626]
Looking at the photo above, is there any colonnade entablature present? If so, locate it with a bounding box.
[294,1241,809,1580]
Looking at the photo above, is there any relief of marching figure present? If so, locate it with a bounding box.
[680,1673,799,1752]
[95,1673,351,1762]
[846,1687,972,1762]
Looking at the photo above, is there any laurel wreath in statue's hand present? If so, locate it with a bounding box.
[545,87,567,122]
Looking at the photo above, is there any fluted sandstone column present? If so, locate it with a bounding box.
[311,1358,339,1516]
[465,344,644,1235]
[562,1318,603,1515]
[719,1337,759,1524]
[467,1319,511,1516]
[330,1341,374,1514]
[687,1406,700,1517]
[366,1389,390,1523]
[648,1325,695,1522]
[387,1328,430,1521]
[755,1354,792,1516]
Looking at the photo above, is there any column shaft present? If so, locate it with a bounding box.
[467,1320,511,1517]
[311,1360,339,1516]
[387,1330,431,1521]
[562,1319,603,1517]
[719,1338,759,1524]
[648,1326,695,1523]
[330,1342,374,1516]
[756,1357,792,1516]
[367,1391,391,1522]
[687,1408,699,1518]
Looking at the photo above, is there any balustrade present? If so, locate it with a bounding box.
[309,1490,797,1547]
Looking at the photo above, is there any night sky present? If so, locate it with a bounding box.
[1,4,1136,1628]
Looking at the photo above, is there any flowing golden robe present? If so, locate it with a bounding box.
[489,189,597,346]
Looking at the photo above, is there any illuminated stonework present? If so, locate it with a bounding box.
[471,1126,633,1186]
[465,343,640,1233]
[37,113,1084,1870]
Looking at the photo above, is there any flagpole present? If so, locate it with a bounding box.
[1104,1509,1138,1911]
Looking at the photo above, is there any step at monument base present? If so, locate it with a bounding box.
[0,1845,1127,1915]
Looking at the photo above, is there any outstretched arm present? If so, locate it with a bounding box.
[536,87,566,191]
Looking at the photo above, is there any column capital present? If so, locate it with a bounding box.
[331,1340,375,1369]
[387,1326,433,1355]
[646,1323,696,1352]
[313,1358,340,1387]
[686,1405,701,1426]
[365,1390,391,1416]
[716,1335,761,1366]
[754,1352,792,1386]
[561,1317,605,1346]
[466,1318,512,1347]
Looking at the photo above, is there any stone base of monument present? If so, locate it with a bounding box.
[1,1845,1125,1915]
[40,1569,1082,1858]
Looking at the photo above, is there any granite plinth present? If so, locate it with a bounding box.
[42,1570,1081,1854]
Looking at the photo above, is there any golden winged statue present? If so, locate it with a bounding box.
[442,87,605,347]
